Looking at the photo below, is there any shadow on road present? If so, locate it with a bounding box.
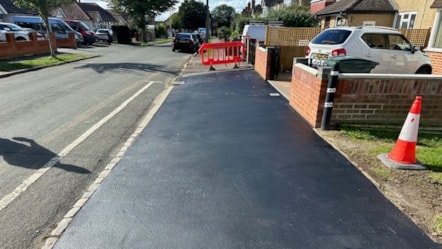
[73,62,181,75]
[0,137,90,174]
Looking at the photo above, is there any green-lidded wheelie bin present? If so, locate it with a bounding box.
[324,56,379,73]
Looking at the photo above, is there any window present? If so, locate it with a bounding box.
[324,17,330,28]
[363,21,376,26]
[361,34,386,49]
[387,34,411,51]
[311,29,351,45]
[395,12,417,29]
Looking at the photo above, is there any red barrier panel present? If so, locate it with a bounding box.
[199,41,245,68]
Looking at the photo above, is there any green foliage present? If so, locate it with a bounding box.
[111,0,177,18]
[217,26,231,40]
[13,0,75,17]
[177,0,206,30]
[156,23,167,38]
[230,29,239,40]
[211,4,236,28]
[110,0,177,41]
[267,5,318,27]
[170,12,182,30]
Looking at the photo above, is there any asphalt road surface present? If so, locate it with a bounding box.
[0,42,191,249]
[53,68,441,249]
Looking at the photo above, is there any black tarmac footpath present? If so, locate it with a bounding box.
[52,67,441,249]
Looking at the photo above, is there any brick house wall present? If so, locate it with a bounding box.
[310,0,334,14]
[289,63,442,128]
[426,51,442,74]
[347,14,395,27]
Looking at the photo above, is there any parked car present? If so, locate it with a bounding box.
[305,26,432,74]
[64,19,96,45]
[0,22,31,41]
[95,28,113,44]
[12,16,83,45]
[172,33,199,53]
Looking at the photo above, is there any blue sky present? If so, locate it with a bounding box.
[80,0,250,21]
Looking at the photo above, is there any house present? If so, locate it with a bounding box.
[313,0,397,28]
[312,0,437,29]
[392,0,436,29]
[53,2,118,30]
[241,0,263,17]
[310,0,335,14]
[425,0,442,74]
[0,0,34,23]
[261,0,311,16]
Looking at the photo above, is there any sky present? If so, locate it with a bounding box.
[79,0,251,21]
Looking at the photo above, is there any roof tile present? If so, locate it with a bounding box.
[315,0,396,16]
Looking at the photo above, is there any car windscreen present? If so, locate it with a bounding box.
[311,29,352,45]
[5,23,24,31]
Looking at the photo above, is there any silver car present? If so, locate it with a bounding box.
[306,26,432,74]
[0,22,30,41]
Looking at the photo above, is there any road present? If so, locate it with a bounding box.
[0,43,191,249]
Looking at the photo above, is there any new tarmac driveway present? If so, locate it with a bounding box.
[53,68,441,249]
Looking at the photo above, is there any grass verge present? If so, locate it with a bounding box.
[0,53,92,72]
[339,124,442,180]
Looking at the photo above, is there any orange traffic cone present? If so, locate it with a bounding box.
[377,96,425,170]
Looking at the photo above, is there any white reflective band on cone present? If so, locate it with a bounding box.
[398,113,420,142]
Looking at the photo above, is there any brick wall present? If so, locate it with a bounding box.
[0,32,77,59]
[289,64,442,128]
[426,51,442,75]
[289,64,329,127]
[333,76,442,127]
[254,46,271,80]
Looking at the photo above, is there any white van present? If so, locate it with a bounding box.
[241,24,266,44]
[12,16,83,44]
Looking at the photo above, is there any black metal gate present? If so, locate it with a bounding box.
[247,39,257,65]
[268,46,281,80]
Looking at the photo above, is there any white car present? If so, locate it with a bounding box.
[95,28,113,43]
[0,22,30,41]
[306,26,432,74]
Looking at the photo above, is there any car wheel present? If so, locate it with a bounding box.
[415,66,431,74]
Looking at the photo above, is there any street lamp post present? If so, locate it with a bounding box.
[205,0,210,42]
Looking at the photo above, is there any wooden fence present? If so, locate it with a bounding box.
[264,26,431,48]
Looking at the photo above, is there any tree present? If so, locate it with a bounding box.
[177,0,206,30]
[111,0,177,42]
[170,13,182,30]
[211,4,236,28]
[267,5,318,27]
[13,0,75,57]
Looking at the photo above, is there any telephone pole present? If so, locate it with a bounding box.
[205,0,210,42]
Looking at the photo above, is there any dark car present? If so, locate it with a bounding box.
[172,33,199,53]
[64,19,96,45]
